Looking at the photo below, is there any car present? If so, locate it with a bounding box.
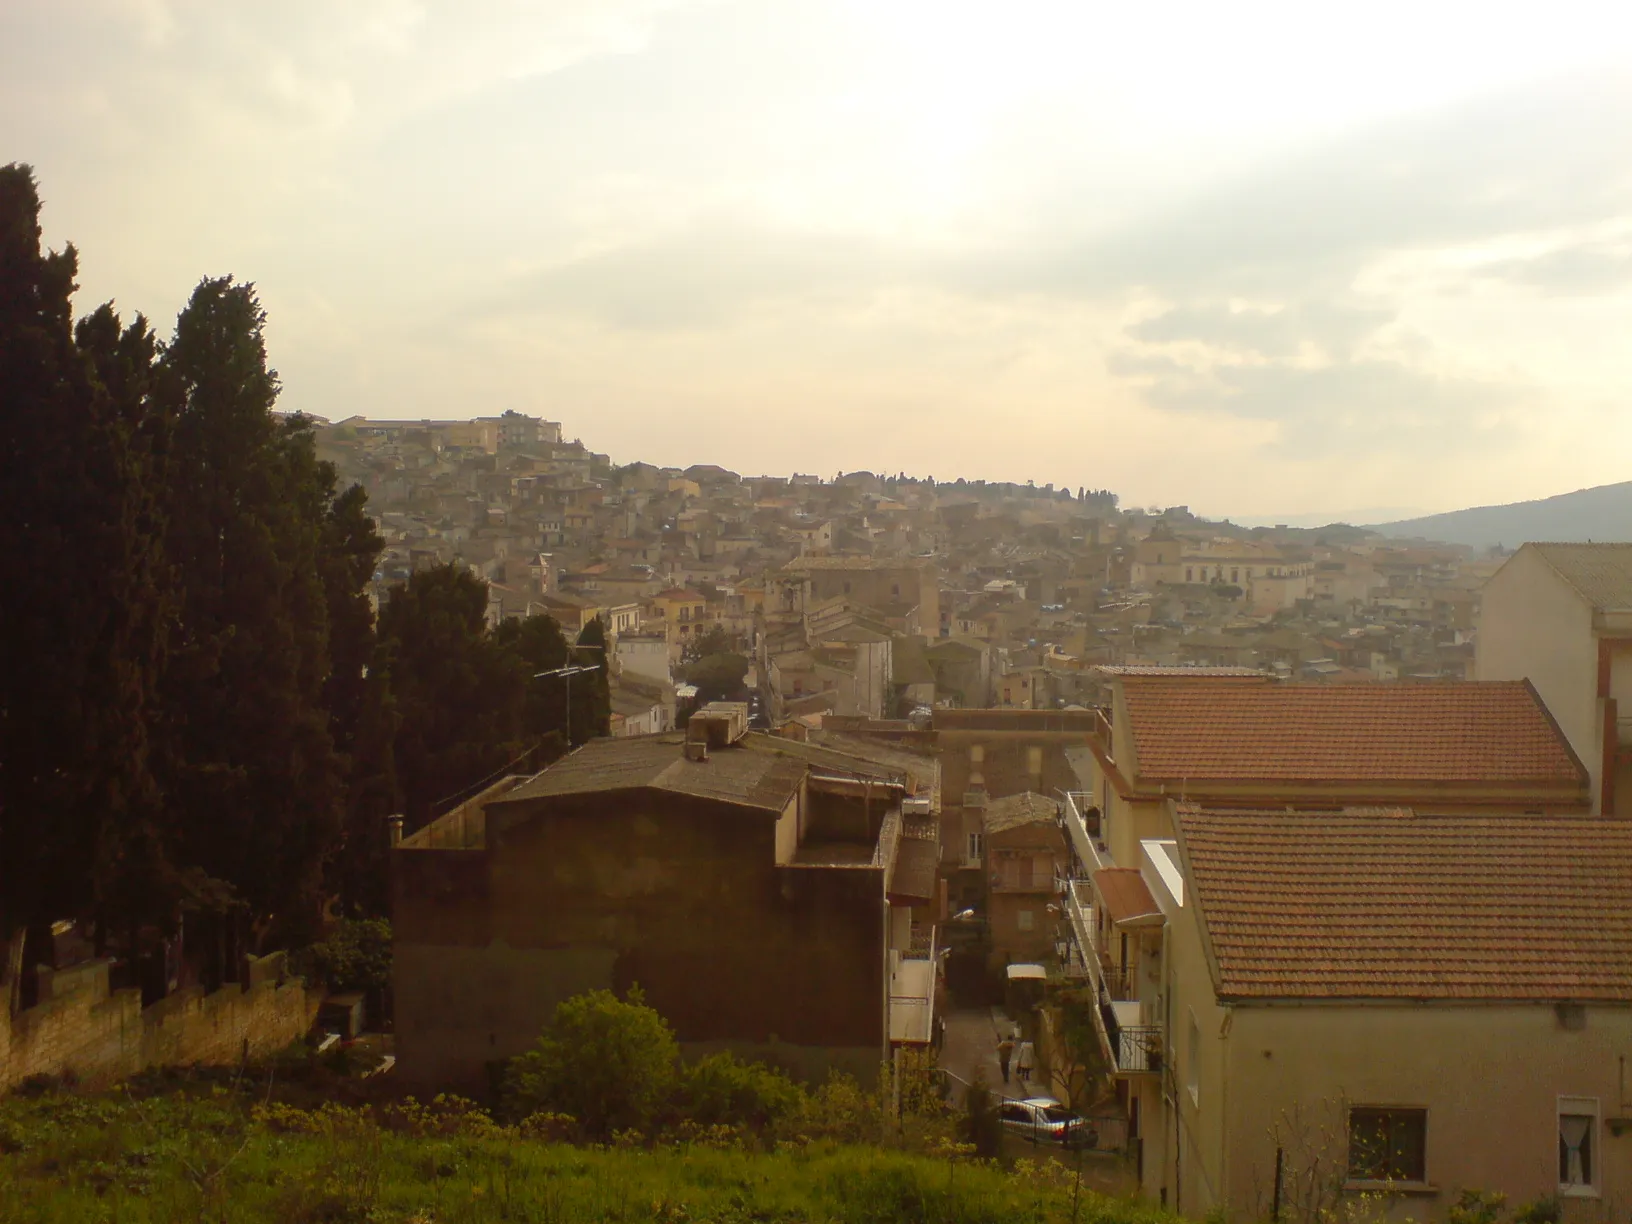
[996,1097,1096,1148]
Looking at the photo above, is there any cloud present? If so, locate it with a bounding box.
[494,223,923,328]
[1108,297,1529,455]
[1471,241,1632,296]
[1125,301,1393,360]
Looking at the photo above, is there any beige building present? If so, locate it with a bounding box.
[1123,805,1632,1220]
[1477,543,1632,815]
[981,792,1067,966]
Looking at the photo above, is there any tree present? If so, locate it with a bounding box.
[683,652,750,706]
[569,616,612,744]
[503,987,678,1138]
[0,165,168,1010]
[376,565,526,830]
[492,612,572,742]
[158,277,346,959]
[685,624,733,661]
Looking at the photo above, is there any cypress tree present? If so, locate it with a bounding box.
[0,166,168,1008]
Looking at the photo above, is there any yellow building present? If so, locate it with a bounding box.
[1116,805,1632,1220]
[1477,543,1632,815]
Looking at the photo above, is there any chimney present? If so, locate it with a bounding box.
[387,813,404,847]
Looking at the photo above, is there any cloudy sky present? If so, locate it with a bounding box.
[5,1,1631,521]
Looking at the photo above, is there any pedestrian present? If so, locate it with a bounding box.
[1015,1039,1035,1084]
[997,1035,1015,1083]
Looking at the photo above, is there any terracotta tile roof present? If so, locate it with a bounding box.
[1528,543,1632,612]
[1095,665,1264,677]
[1095,868,1163,926]
[983,791,1059,834]
[1120,676,1585,788]
[1178,806,1632,1001]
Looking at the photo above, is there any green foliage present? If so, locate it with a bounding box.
[685,624,734,661]
[0,164,173,1000]
[503,987,679,1139]
[1446,1189,1561,1224]
[0,1086,1182,1224]
[375,565,529,829]
[571,616,613,744]
[684,651,750,697]
[296,918,392,993]
[672,1052,803,1134]
[960,1071,1003,1159]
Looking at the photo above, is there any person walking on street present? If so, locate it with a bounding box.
[997,1035,1015,1083]
[1015,1039,1035,1085]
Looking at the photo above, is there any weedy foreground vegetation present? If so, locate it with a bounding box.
[0,1072,1172,1224]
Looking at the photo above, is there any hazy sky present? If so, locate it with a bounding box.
[6,1,1632,520]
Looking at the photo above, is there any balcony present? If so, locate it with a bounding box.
[1063,792,1112,873]
[889,925,938,1046]
[1098,1000,1162,1076]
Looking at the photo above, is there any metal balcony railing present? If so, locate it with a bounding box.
[1099,1003,1162,1074]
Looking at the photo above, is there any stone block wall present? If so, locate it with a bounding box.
[0,953,321,1094]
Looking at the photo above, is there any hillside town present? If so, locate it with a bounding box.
[345,411,1629,1213]
[315,411,1494,739]
[7,138,1632,1224]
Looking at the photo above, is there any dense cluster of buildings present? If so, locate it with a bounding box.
[317,414,1496,740]
[363,408,1632,1224]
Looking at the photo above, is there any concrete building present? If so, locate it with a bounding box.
[1477,543,1632,815]
[1129,805,1632,1219]
[392,710,941,1095]
[981,792,1067,966]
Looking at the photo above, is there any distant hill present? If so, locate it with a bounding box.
[1368,481,1632,550]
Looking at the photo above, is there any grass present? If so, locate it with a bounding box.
[0,1075,1175,1224]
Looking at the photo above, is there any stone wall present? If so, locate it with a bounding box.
[0,953,321,1094]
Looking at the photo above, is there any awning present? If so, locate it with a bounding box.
[1093,868,1163,926]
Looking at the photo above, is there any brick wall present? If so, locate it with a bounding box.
[0,953,321,1094]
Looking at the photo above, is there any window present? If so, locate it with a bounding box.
[1559,1098,1599,1195]
[966,832,984,864]
[1017,909,1034,931]
[1347,1108,1427,1183]
[1186,1011,1200,1104]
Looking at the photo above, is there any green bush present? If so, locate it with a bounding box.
[502,986,678,1139]
[296,918,392,992]
[672,1052,804,1134]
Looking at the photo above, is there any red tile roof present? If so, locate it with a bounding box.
[1178,806,1632,1001]
[1120,676,1584,788]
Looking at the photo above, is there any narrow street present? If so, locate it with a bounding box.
[937,1005,1043,1103]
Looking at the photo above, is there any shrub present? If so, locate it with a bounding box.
[503,986,678,1139]
[296,918,392,993]
[672,1052,804,1134]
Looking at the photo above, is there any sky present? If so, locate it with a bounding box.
[5,1,1632,522]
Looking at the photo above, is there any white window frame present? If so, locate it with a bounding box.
[1559,1096,1600,1197]
[965,831,985,866]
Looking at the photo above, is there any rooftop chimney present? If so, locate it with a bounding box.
[387,813,404,847]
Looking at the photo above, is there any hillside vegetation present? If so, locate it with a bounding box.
[0,1082,1168,1224]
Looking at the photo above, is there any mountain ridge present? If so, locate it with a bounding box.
[1367,480,1632,549]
